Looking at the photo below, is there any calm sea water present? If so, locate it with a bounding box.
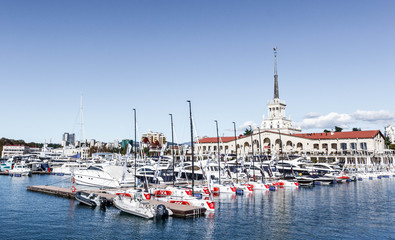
[0,174,394,240]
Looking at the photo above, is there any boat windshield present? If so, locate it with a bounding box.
[87,166,103,171]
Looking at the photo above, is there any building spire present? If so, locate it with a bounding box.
[273,47,279,99]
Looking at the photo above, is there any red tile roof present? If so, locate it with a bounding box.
[197,136,245,143]
[292,130,381,140]
[196,130,383,143]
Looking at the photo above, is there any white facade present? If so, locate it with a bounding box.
[260,98,301,134]
[51,146,89,160]
[196,130,386,156]
[1,145,30,158]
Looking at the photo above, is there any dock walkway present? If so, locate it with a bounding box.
[26,185,206,218]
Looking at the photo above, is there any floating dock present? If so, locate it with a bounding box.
[26,185,206,218]
[27,185,76,198]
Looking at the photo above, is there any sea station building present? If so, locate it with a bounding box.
[195,48,387,158]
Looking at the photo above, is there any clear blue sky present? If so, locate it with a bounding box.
[1,1,394,143]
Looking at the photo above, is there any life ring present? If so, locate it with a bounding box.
[72,186,76,192]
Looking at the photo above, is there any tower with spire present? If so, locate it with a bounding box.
[260,47,301,134]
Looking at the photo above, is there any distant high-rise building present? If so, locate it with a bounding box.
[62,132,75,147]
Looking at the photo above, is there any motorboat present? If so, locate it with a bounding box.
[75,191,107,208]
[212,183,237,193]
[295,176,314,186]
[307,163,342,175]
[73,164,135,189]
[247,181,270,190]
[136,165,175,184]
[8,163,32,176]
[174,162,205,181]
[151,186,192,197]
[156,194,215,212]
[113,192,173,219]
[271,179,299,188]
[1,159,13,172]
[52,162,89,175]
[233,183,254,192]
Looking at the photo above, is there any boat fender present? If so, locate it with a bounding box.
[72,186,76,192]
[73,177,75,184]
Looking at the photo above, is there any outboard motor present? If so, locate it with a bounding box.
[156,204,169,219]
[99,197,107,210]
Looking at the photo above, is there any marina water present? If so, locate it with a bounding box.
[1,175,394,240]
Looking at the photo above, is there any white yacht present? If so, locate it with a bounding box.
[113,191,172,219]
[52,162,90,175]
[73,164,135,188]
[9,163,32,176]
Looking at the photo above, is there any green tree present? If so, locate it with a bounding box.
[384,136,391,146]
[243,128,252,136]
[323,129,330,133]
[335,126,343,132]
[143,147,150,156]
[352,128,361,131]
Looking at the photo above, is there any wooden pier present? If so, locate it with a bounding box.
[27,185,76,198]
[1,171,53,176]
[26,185,206,218]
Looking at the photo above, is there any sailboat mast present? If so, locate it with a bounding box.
[169,113,175,187]
[133,108,137,189]
[187,100,194,195]
[79,95,84,159]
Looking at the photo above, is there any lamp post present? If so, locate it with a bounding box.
[258,127,263,180]
[215,120,220,184]
[278,129,284,179]
[169,113,175,187]
[133,108,137,189]
[187,100,195,195]
[233,122,238,183]
[249,125,255,179]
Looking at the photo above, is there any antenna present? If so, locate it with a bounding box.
[79,94,85,148]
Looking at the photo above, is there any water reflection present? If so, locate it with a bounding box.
[1,175,394,240]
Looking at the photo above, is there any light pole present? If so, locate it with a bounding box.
[133,108,137,189]
[187,100,195,195]
[258,127,263,181]
[249,125,255,179]
[233,122,238,183]
[278,129,284,179]
[169,113,175,187]
[215,120,220,184]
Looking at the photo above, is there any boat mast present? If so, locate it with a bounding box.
[187,100,194,195]
[215,120,220,184]
[250,125,255,179]
[233,122,238,183]
[79,94,84,159]
[169,113,175,187]
[133,108,137,189]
